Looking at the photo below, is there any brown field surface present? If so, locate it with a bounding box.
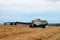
[0,25,60,40]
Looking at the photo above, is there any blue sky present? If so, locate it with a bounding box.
[0,0,60,23]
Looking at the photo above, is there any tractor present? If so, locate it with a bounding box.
[29,19,48,28]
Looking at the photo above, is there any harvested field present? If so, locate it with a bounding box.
[0,25,60,40]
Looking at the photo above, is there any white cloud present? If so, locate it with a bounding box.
[47,0,60,2]
[0,0,60,13]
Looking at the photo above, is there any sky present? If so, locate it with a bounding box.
[0,0,60,23]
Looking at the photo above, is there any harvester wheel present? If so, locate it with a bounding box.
[29,24,32,27]
[10,23,13,25]
[40,25,45,28]
[42,26,45,28]
[14,23,17,25]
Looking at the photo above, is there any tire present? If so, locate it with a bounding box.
[42,26,45,28]
[14,23,17,25]
[10,23,13,25]
[40,25,45,28]
[33,24,37,27]
[29,24,32,27]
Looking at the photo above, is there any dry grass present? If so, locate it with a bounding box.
[0,25,60,40]
[56,35,60,40]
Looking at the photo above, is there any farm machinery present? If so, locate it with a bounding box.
[29,19,48,28]
[4,19,48,28]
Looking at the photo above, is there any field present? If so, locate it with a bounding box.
[0,25,60,40]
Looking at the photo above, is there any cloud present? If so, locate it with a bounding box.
[0,1,2,6]
[47,0,60,2]
[0,0,60,23]
[0,0,60,13]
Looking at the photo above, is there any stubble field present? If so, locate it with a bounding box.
[0,25,60,40]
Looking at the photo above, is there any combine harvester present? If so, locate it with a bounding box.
[29,19,48,28]
[4,19,48,28]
